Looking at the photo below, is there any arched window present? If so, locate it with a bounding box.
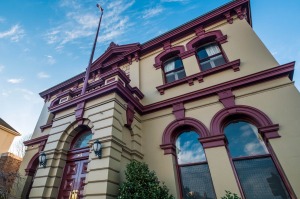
[196,43,226,72]
[224,121,290,199]
[163,57,186,83]
[176,130,216,199]
[72,130,93,149]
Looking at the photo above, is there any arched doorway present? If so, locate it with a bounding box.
[58,128,93,199]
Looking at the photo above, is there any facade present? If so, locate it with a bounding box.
[0,118,20,154]
[18,0,300,198]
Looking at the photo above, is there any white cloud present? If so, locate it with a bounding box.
[45,0,135,49]
[161,0,188,2]
[7,78,23,84]
[142,6,164,19]
[0,24,25,42]
[46,55,56,65]
[0,65,4,72]
[37,72,50,79]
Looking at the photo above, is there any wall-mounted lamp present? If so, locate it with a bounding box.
[39,151,47,168]
[93,140,102,159]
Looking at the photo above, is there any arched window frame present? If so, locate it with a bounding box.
[186,30,229,72]
[153,46,186,84]
[210,105,296,198]
[160,118,216,198]
[70,129,93,150]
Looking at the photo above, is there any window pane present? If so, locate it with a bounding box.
[176,69,186,80]
[164,60,175,72]
[176,131,206,164]
[174,58,184,69]
[73,131,93,149]
[200,61,213,71]
[180,164,216,199]
[225,121,268,158]
[197,48,208,59]
[166,73,176,83]
[234,158,290,199]
[212,55,226,67]
[205,44,221,56]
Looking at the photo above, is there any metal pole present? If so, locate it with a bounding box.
[81,4,104,95]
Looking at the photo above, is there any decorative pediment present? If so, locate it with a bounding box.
[92,42,140,70]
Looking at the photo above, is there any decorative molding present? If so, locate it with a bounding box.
[163,40,172,50]
[195,25,205,36]
[186,30,228,51]
[75,101,85,121]
[224,11,233,24]
[199,134,226,149]
[125,102,135,129]
[24,135,49,147]
[259,124,281,140]
[153,46,185,69]
[156,59,240,95]
[217,89,235,108]
[146,62,294,114]
[161,117,210,154]
[172,103,185,120]
[40,123,53,132]
[25,153,39,176]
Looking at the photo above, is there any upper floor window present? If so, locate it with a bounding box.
[164,57,186,83]
[176,131,216,199]
[196,43,226,71]
[224,121,290,199]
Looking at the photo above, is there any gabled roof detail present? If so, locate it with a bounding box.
[91,42,140,70]
[0,118,20,136]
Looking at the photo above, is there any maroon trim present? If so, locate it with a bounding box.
[199,134,226,149]
[39,0,251,99]
[217,89,235,108]
[25,153,39,176]
[24,135,49,147]
[40,123,53,132]
[186,30,227,51]
[160,117,209,155]
[172,103,185,120]
[259,124,281,140]
[147,62,294,113]
[153,46,185,69]
[125,102,135,129]
[75,101,85,121]
[156,59,240,95]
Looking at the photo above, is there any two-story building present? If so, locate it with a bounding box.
[19,0,300,198]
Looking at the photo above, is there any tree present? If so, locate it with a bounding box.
[0,171,23,199]
[221,191,241,199]
[118,161,174,199]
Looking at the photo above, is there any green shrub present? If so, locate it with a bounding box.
[221,190,241,199]
[117,161,174,199]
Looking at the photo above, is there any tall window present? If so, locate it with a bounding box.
[72,131,92,149]
[176,131,216,199]
[164,57,186,83]
[196,43,226,71]
[224,121,290,199]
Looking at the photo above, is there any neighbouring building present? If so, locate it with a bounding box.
[18,0,300,198]
[0,118,21,154]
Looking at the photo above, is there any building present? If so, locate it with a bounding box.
[18,0,300,198]
[0,118,21,154]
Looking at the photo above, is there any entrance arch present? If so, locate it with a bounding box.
[58,127,93,199]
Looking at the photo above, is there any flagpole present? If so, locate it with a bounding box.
[81,4,104,95]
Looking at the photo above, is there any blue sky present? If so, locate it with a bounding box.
[0,0,299,154]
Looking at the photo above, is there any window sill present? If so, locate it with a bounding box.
[156,59,240,95]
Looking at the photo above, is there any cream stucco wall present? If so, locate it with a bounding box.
[0,128,17,154]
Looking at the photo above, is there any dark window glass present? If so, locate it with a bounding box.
[176,131,216,199]
[197,43,226,71]
[180,164,216,199]
[225,121,268,158]
[225,121,290,199]
[73,131,92,149]
[234,158,290,199]
[164,57,186,83]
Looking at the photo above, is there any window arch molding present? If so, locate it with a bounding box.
[210,105,280,140]
[153,45,185,69]
[160,117,210,155]
[186,30,227,51]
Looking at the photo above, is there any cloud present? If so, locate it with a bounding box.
[0,24,25,42]
[0,65,4,72]
[37,72,50,79]
[161,0,189,2]
[0,17,5,23]
[46,55,56,65]
[142,6,164,19]
[45,0,135,49]
[17,88,36,101]
[7,78,23,84]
